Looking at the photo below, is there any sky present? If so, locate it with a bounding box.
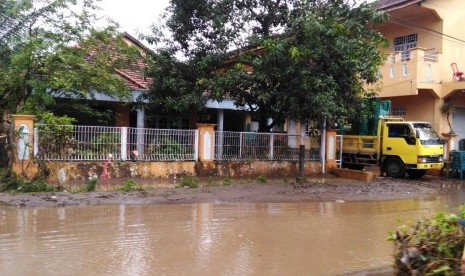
[97,0,170,36]
[95,0,372,45]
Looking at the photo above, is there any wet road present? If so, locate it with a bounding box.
[1,186,464,275]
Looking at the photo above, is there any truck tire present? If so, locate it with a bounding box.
[407,169,426,179]
[385,158,406,178]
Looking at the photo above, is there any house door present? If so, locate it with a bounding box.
[452,107,465,150]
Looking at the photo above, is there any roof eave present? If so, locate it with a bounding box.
[376,0,423,12]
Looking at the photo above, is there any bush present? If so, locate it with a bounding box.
[223,178,233,186]
[388,205,465,274]
[0,176,54,193]
[119,179,143,192]
[256,175,267,183]
[179,175,198,188]
[86,177,98,192]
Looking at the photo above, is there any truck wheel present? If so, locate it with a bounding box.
[385,158,406,178]
[407,170,426,179]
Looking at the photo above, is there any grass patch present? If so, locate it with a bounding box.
[0,176,55,193]
[256,175,267,184]
[118,179,144,192]
[179,175,198,188]
[223,178,233,186]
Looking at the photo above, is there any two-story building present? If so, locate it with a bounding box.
[374,0,465,151]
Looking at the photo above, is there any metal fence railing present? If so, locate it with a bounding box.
[35,125,322,162]
[214,131,321,161]
[35,125,198,161]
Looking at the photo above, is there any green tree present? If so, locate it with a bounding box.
[0,0,143,169]
[0,0,143,117]
[146,0,387,131]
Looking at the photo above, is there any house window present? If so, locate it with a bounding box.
[394,33,417,61]
[391,106,407,117]
[390,66,395,78]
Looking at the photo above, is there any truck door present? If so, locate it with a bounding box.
[383,123,417,164]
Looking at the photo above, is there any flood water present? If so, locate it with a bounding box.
[1,186,465,276]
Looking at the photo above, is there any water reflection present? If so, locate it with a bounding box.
[0,192,463,276]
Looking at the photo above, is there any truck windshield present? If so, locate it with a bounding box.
[413,123,443,145]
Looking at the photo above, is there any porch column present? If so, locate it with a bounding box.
[136,108,145,157]
[288,119,297,148]
[216,109,224,159]
[267,118,273,131]
[216,109,224,131]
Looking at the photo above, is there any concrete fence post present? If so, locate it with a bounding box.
[325,129,338,172]
[196,123,216,161]
[12,114,37,178]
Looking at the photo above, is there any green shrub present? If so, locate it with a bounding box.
[86,177,98,192]
[256,175,267,184]
[0,168,9,182]
[388,205,465,274]
[179,175,198,188]
[119,179,143,192]
[223,178,233,186]
[0,176,54,193]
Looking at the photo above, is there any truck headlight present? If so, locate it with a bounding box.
[438,156,443,162]
[417,157,427,163]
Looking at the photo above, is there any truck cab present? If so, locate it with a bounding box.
[341,116,444,179]
[379,119,444,178]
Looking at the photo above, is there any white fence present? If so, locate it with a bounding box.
[34,125,321,162]
[35,125,198,161]
[214,131,320,161]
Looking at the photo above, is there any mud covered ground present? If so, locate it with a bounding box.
[0,173,461,208]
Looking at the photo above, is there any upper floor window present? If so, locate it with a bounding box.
[394,34,417,61]
[391,106,407,117]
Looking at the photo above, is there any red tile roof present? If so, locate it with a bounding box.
[115,59,151,90]
[115,33,152,91]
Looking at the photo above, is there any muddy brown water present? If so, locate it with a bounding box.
[1,186,465,276]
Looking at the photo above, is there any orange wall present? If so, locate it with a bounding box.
[386,90,435,122]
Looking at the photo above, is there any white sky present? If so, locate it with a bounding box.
[95,0,372,43]
[97,0,170,36]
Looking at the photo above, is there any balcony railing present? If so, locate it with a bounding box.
[378,47,441,93]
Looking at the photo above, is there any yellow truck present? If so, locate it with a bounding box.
[341,116,444,179]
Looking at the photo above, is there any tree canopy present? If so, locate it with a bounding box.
[145,0,388,131]
[0,0,143,121]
